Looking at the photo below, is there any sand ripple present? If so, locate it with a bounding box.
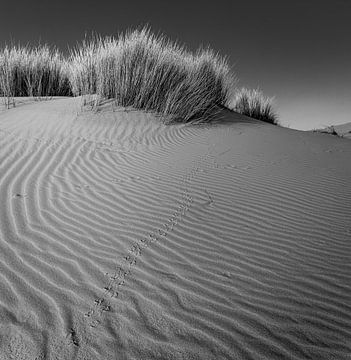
[0,99,350,359]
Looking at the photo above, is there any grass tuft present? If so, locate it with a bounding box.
[69,28,236,122]
[232,87,278,125]
[0,44,71,107]
[0,29,281,126]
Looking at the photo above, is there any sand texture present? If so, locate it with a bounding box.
[0,98,351,359]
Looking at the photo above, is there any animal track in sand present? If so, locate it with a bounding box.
[13,193,27,199]
[84,149,214,328]
[68,328,79,347]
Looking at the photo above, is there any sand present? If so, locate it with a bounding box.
[0,98,350,359]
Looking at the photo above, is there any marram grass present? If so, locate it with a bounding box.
[69,28,236,122]
[0,28,278,124]
[0,45,71,107]
[232,88,278,125]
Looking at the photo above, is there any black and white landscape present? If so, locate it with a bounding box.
[0,1,350,359]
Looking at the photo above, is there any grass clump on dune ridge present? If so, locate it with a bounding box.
[233,87,278,125]
[0,29,279,125]
[69,28,236,122]
[0,45,71,107]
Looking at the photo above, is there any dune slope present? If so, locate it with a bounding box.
[0,98,350,360]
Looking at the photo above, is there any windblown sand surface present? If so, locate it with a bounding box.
[0,98,351,360]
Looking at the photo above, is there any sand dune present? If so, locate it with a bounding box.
[0,98,350,359]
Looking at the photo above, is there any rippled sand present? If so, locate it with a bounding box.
[0,98,350,359]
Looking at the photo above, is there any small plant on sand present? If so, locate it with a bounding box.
[232,87,278,125]
[326,125,339,136]
[69,27,236,122]
[314,125,342,137]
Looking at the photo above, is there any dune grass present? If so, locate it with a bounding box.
[232,88,278,125]
[0,45,71,108]
[69,28,236,122]
[0,29,279,125]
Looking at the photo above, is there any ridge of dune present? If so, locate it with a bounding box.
[0,98,351,359]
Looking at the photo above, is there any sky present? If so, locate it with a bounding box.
[0,0,350,130]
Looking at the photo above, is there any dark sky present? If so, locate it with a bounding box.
[1,0,350,129]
